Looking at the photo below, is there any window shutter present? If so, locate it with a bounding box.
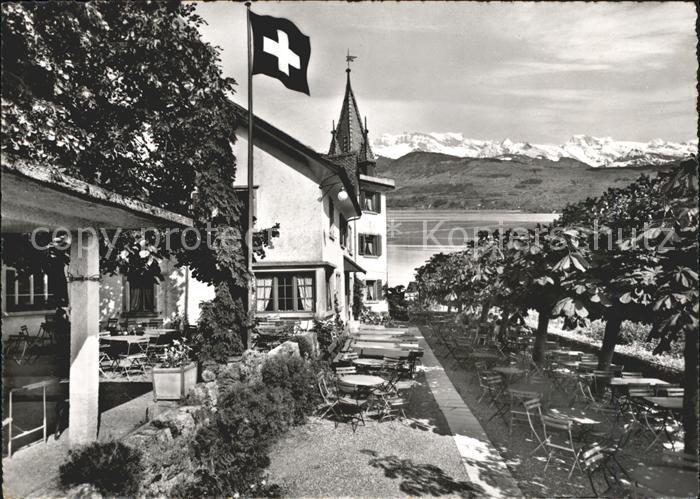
[376,280,383,299]
[359,234,365,255]
[377,235,383,256]
[376,193,382,213]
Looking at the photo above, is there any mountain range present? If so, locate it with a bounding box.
[375,152,688,212]
[373,133,697,168]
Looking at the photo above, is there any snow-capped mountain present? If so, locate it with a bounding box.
[373,132,698,167]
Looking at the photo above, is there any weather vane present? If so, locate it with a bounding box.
[346,49,357,70]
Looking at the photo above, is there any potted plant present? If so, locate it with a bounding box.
[152,339,197,401]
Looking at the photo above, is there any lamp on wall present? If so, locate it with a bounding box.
[337,190,349,202]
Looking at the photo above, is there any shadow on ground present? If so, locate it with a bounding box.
[361,449,483,497]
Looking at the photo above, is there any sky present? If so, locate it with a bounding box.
[195,1,697,150]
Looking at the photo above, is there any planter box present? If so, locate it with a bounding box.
[152,362,198,401]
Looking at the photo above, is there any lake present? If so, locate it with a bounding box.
[386,209,559,286]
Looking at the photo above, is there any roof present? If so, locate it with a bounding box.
[2,157,193,232]
[231,102,362,216]
[328,69,376,164]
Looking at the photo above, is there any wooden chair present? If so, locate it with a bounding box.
[541,415,583,478]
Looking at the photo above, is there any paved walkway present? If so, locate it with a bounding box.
[409,326,523,498]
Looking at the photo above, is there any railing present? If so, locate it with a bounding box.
[6,379,57,458]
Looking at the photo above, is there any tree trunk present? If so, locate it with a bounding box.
[479,298,492,332]
[497,306,511,343]
[532,309,549,366]
[597,313,623,370]
[683,327,698,457]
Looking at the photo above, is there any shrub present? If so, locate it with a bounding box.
[196,284,246,362]
[175,381,293,497]
[290,334,315,358]
[59,441,144,495]
[261,354,319,423]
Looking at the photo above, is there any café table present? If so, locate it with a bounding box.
[352,358,385,370]
[547,407,601,442]
[508,382,551,406]
[492,365,527,383]
[549,349,584,357]
[610,378,669,388]
[100,335,150,355]
[340,374,385,387]
[643,396,683,410]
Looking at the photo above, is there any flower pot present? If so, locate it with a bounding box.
[152,362,197,401]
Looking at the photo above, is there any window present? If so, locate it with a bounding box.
[359,234,382,257]
[4,268,58,312]
[326,273,333,310]
[360,191,381,213]
[339,215,349,248]
[128,277,156,313]
[328,198,335,239]
[365,280,383,302]
[256,273,315,312]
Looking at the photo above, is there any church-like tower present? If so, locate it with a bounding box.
[326,63,395,316]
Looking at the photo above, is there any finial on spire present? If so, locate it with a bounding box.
[346,49,357,72]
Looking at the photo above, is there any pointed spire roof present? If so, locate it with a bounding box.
[328,68,375,163]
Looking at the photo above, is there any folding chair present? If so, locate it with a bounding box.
[483,376,508,423]
[335,380,369,432]
[316,373,339,420]
[541,415,583,478]
[508,391,542,439]
[580,444,620,497]
[117,341,149,380]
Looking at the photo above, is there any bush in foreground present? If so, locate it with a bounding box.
[175,354,322,497]
[59,441,144,495]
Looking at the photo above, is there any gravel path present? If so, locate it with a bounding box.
[267,370,481,498]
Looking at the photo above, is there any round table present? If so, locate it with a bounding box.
[340,374,385,388]
[352,358,384,369]
[492,366,527,383]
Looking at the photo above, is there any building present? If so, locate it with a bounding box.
[231,102,364,322]
[3,66,394,333]
[1,159,192,445]
[326,67,395,314]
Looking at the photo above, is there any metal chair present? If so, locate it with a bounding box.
[541,415,583,478]
[335,380,368,432]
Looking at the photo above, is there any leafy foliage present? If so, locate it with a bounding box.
[177,355,322,497]
[59,441,144,495]
[1,1,284,350]
[386,285,409,320]
[196,284,246,362]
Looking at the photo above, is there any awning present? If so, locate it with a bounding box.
[343,255,366,273]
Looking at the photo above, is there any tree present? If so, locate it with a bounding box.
[616,159,698,456]
[1,1,275,353]
[386,285,408,321]
[559,173,666,369]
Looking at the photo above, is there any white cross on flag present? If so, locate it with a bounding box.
[250,12,311,95]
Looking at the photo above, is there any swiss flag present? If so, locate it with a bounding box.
[250,12,311,95]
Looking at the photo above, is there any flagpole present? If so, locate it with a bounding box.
[246,2,255,334]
